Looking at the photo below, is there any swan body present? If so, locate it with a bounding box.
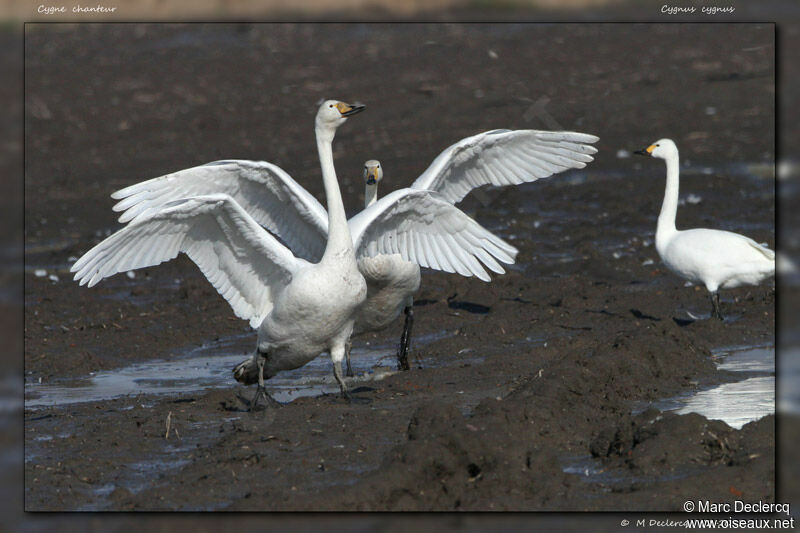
[658,228,775,293]
[354,251,420,370]
[636,138,775,319]
[73,100,368,403]
[355,252,420,335]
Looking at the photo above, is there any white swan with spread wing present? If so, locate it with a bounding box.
[73,101,535,402]
[111,128,599,373]
[73,100,369,406]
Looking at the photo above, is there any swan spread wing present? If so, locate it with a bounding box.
[411,129,599,204]
[111,160,329,262]
[348,188,519,281]
[71,194,309,328]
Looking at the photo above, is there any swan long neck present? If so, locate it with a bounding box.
[656,149,680,247]
[364,183,378,208]
[316,127,354,260]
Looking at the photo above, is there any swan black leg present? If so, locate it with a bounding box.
[397,306,414,371]
[250,353,280,410]
[345,340,354,377]
[333,358,351,401]
[710,292,724,321]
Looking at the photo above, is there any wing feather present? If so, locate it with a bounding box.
[72,194,307,328]
[411,129,599,204]
[110,160,328,262]
[412,234,429,269]
[349,189,518,281]
[447,233,489,281]
[420,233,442,271]
[472,246,505,274]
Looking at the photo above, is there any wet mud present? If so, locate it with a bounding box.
[24,23,774,510]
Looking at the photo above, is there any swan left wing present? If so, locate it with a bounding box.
[71,194,309,328]
[348,188,519,282]
[111,160,329,262]
[411,129,599,204]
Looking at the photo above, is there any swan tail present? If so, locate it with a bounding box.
[747,239,775,262]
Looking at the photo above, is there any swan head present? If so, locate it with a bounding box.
[634,138,678,160]
[363,159,383,186]
[316,100,365,134]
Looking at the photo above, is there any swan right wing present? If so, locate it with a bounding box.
[71,194,310,328]
[111,160,329,262]
[348,188,519,282]
[410,129,599,204]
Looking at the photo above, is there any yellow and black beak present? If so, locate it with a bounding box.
[336,102,366,117]
[634,144,656,156]
[366,167,379,185]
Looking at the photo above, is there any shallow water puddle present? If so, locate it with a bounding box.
[25,330,453,408]
[674,376,773,430]
[639,344,775,430]
[672,344,775,429]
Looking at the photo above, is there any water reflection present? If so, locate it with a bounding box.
[674,345,775,429]
[24,331,452,408]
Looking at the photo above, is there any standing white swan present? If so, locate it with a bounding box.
[110,128,599,371]
[72,100,368,406]
[635,138,775,319]
[350,160,421,372]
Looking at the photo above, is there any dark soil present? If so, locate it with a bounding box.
[24,23,775,511]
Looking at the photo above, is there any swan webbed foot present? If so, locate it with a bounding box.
[710,292,724,321]
[250,385,281,411]
[397,306,414,371]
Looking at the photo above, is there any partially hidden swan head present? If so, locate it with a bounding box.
[363,159,383,186]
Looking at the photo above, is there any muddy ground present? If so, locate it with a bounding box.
[23,23,775,511]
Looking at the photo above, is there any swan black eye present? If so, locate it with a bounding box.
[329,104,334,108]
